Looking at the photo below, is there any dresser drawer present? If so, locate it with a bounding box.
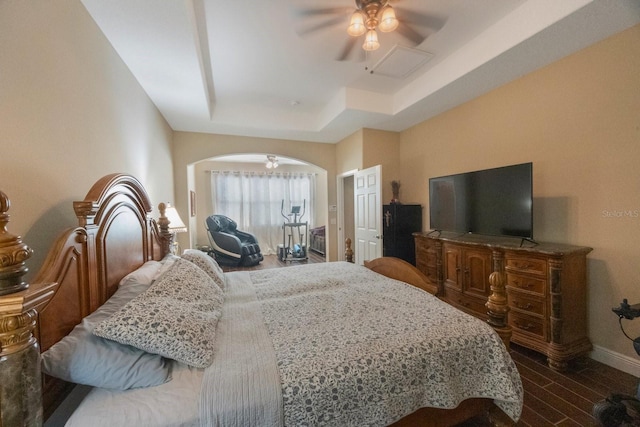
[505,257,547,276]
[417,252,436,268]
[508,291,545,316]
[416,259,428,272]
[444,286,488,318]
[510,311,546,340]
[426,266,438,282]
[506,273,546,296]
[425,250,437,266]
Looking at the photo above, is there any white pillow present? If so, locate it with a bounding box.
[119,260,162,288]
[41,281,172,390]
[94,258,225,368]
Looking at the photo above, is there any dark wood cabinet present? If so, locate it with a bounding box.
[414,232,592,371]
[382,204,422,265]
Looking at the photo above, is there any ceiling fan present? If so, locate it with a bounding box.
[293,0,445,61]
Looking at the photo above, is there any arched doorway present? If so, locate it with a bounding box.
[187,153,329,260]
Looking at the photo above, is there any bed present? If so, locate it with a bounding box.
[0,174,522,427]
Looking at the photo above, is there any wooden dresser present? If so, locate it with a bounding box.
[414,232,593,371]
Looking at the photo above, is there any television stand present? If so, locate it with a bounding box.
[519,237,538,247]
[414,231,592,371]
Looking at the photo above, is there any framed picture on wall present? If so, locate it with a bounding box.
[190,191,196,217]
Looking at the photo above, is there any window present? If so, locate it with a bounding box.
[210,171,315,254]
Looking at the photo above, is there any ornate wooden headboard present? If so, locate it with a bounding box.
[34,174,170,352]
[0,173,171,424]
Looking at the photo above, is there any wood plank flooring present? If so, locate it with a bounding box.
[219,250,327,272]
[510,343,638,426]
[222,254,640,426]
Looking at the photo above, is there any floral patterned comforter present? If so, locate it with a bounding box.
[248,262,523,426]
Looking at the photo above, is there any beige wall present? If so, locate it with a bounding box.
[172,132,338,259]
[0,0,175,278]
[362,129,401,204]
[336,129,364,174]
[399,24,640,366]
[334,129,402,258]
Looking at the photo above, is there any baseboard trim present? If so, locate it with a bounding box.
[590,344,640,378]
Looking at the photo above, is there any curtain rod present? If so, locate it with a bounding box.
[207,170,317,176]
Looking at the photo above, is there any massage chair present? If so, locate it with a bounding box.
[205,214,263,267]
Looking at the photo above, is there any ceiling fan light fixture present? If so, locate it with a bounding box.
[378,6,398,32]
[362,29,380,51]
[347,11,366,37]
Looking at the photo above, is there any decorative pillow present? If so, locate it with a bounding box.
[41,281,172,390]
[94,258,225,368]
[119,260,162,288]
[181,249,226,290]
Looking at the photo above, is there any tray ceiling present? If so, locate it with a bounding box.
[81,0,640,143]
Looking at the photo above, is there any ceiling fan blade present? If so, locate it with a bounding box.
[395,23,426,46]
[336,37,359,61]
[394,7,447,31]
[293,7,350,18]
[295,15,347,37]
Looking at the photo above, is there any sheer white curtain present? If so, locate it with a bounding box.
[209,171,316,254]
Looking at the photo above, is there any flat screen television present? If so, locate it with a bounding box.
[429,162,533,239]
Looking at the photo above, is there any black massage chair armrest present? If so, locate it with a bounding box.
[235,230,258,244]
[212,232,242,251]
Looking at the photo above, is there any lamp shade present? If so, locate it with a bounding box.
[362,29,380,51]
[165,203,187,233]
[378,6,399,32]
[347,11,366,37]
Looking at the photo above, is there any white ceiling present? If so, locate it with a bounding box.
[81,0,640,144]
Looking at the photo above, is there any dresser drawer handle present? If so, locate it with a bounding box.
[514,262,533,269]
[514,301,533,310]
[512,280,533,289]
[515,321,535,331]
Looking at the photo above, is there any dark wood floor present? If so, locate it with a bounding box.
[510,343,638,426]
[219,250,327,272]
[222,254,640,426]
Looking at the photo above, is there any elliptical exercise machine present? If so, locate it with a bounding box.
[278,200,308,262]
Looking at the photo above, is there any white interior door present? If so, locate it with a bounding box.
[354,165,382,265]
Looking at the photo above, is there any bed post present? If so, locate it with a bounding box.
[486,251,512,349]
[158,202,174,255]
[486,270,512,349]
[0,190,54,426]
[345,238,353,263]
